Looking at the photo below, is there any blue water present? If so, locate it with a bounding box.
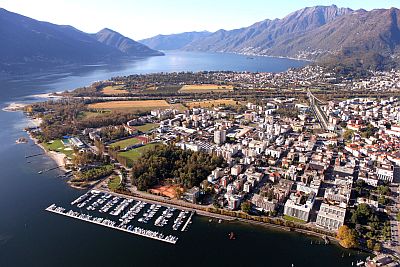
[0,51,307,103]
[0,52,367,267]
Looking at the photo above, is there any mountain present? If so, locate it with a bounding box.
[94,28,163,56]
[176,5,400,70]
[140,31,211,50]
[0,8,163,72]
[184,5,353,56]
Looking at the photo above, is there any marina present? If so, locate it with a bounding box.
[46,204,179,244]
[46,190,197,244]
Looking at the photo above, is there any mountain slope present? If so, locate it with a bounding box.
[140,31,211,50]
[94,28,163,56]
[0,8,163,70]
[178,5,400,69]
[184,5,353,56]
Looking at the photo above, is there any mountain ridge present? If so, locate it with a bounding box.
[0,8,163,72]
[142,5,400,69]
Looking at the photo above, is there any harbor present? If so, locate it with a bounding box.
[45,190,197,244]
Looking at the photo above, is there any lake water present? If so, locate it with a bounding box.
[0,51,367,266]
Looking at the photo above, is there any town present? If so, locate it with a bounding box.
[24,67,400,266]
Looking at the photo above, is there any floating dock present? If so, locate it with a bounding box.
[45,204,178,244]
[181,211,195,232]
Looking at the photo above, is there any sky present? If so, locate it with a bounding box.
[1,0,399,40]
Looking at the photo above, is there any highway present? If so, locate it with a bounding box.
[307,89,329,131]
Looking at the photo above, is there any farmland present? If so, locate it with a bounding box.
[102,85,128,95]
[88,100,171,113]
[185,99,239,109]
[179,84,234,93]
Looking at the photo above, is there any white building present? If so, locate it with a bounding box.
[283,192,315,222]
[316,203,346,231]
[214,129,226,145]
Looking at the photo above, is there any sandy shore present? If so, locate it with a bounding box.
[2,102,28,112]
[28,133,67,172]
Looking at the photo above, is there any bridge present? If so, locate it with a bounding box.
[307,89,329,131]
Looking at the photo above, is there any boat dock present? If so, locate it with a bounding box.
[181,211,195,232]
[45,204,178,244]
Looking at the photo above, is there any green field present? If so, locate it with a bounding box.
[78,110,110,120]
[42,139,74,157]
[108,175,121,191]
[118,143,159,162]
[135,123,159,132]
[109,137,141,150]
[283,215,306,223]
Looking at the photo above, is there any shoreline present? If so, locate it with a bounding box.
[27,131,67,173]
[98,187,341,244]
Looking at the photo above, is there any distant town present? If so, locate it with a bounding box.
[23,65,400,266]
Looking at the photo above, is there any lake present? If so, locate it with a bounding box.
[0,51,367,267]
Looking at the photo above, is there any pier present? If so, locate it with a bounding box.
[181,211,195,232]
[38,166,62,174]
[25,153,44,158]
[45,204,178,244]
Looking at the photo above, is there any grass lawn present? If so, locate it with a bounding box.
[135,123,159,132]
[118,143,159,162]
[283,215,306,223]
[42,139,74,157]
[108,175,121,191]
[109,137,141,149]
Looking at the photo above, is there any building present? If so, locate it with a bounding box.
[183,187,200,203]
[231,165,242,176]
[69,137,85,148]
[316,203,346,231]
[376,163,397,183]
[283,191,315,222]
[227,194,242,210]
[251,194,278,212]
[214,129,226,145]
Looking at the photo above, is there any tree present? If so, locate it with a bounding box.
[241,201,251,213]
[337,225,358,248]
[343,129,354,141]
[373,242,382,252]
[366,239,374,250]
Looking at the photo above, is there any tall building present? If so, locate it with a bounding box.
[214,129,226,145]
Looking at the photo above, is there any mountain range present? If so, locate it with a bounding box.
[2,5,400,72]
[140,31,211,51]
[143,5,400,70]
[0,8,163,72]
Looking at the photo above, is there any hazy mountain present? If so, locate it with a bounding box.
[0,8,163,72]
[140,31,211,50]
[94,28,163,56]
